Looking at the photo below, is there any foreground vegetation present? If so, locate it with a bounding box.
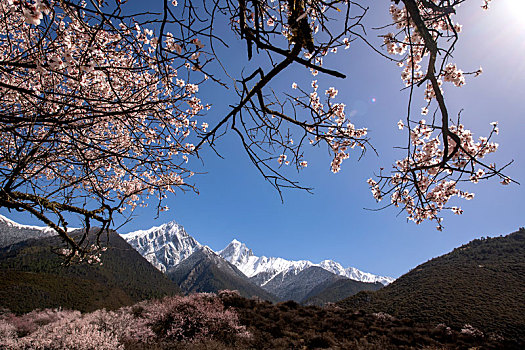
[0,290,517,349]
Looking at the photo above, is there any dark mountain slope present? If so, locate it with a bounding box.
[0,269,133,313]
[339,228,525,344]
[167,246,277,302]
[0,214,56,248]
[0,230,181,313]
[260,266,345,302]
[303,278,383,306]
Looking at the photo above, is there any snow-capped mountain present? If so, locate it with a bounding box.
[121,219,394,289]
[121,221,201,273]
[166,245,277,301]
[319,260,394,286]
[0,214,59,248]
[219,239,394,286]
[218,239,315,286]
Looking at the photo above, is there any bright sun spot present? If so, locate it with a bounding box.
[503,0,525,22]
[512,0,525,10]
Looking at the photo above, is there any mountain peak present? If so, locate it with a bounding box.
[219,238,254,263]
[200,245,216,255]
[122,219,394,286]
[161,220,182,231]
[220,240,393,286]
[121,219,201,273]
[226,238,250,251]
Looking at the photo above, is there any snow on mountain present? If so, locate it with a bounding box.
[120,219,393,285]
[318,260,347,276]
[319,260,395,285]
[0,214,59,248]
[121,221,201,273]
[218,239,314,286]
[219,239,394,286]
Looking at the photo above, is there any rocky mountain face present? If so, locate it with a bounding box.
[166,246,277,301]
[0,214,58,248]
[121,221,201,272]
[259,266,345,302]
[122,220,392,303]
[319,260,394,285]
[218,239,394,287]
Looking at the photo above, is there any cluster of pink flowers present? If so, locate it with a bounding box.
[0,0,209,220]
[277,154,289,165]
[372,120,500,228]
[60,245,107,265]
[460,324,484,337]
[481,0,493,10]
[20,0,49,25]
[443,63,466,87]
[325,87,338,99]
[387,2,466,91]
[0,292,249,349]
[368,1,511,228]
[296,78,368,174]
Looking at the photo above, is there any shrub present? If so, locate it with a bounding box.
[144,293,249,344]
[5,310,122,350]
[1,308,80,337]
[0,293,249,349]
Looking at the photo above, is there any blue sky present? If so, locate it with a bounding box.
[2,0,523,278]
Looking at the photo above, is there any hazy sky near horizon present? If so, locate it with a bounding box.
[2,0,523,278]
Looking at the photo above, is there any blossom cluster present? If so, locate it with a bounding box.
[60,245,108,265]
[443,63,466,87]
[285,79,367,174]
[481,0,493,10]
[0,0,209,225]
[370,1,510,227]
[371,120,501,229]
[387,2,465,91]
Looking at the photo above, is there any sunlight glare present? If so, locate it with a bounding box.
[502,0,525,23]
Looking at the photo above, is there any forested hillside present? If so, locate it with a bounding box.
[339,228,525,344]
[0,231,180,313]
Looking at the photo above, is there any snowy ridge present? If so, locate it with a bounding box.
[319,260,394,286]
[121,221,201,273]
[219,239,394,286]
[120,219,394,285]
[0,214,60,248]
[1,216,394,286]
[218,239,314,285]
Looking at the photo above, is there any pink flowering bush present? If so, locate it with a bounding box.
[0,308,79,336]
[142,293,249,344]
[0,292,248,349]
[461,324,484,337]
[1,309,122,350]
[0,319,17,348]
